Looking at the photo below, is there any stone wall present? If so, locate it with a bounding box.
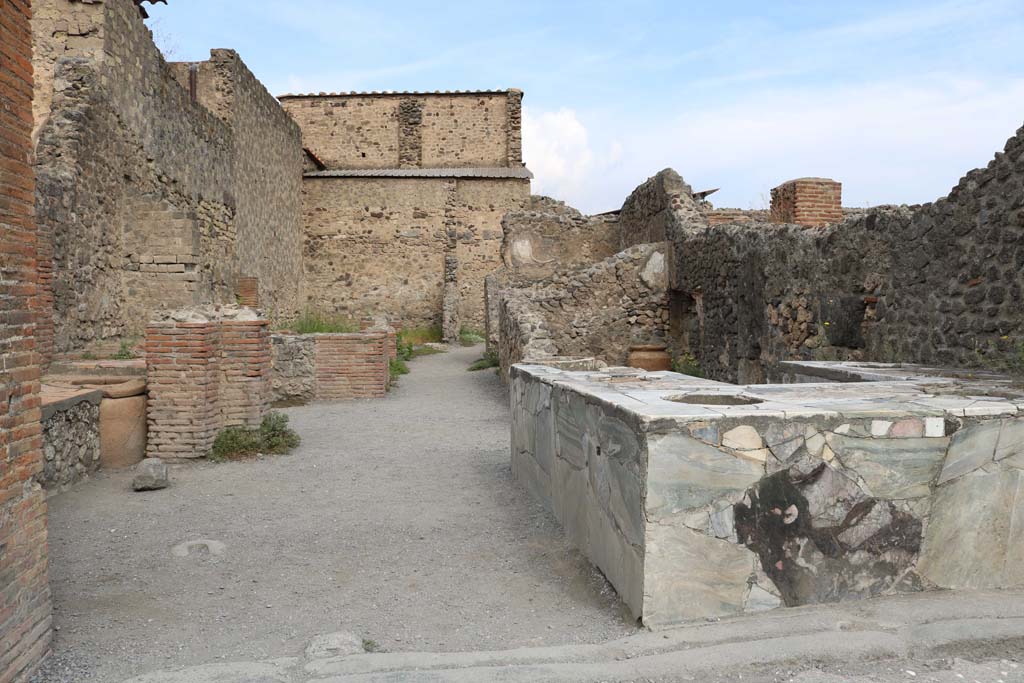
[283,89,530,335]
[704,208,770,226]
[618,169,707,250]
[41,392,102,490]
[497,244,671,378]
[484,196,621,350]
[270,334,316,403]
[32,0,303,358]
[301,176,529,330]
[145,306,270,460]
[0,0,52,679]
[270,332,389,402]
[280,91,523,170]
[668,123,1024,383]
[171,50,304,320]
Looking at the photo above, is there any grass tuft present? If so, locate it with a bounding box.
[398,325,443,346]
[389,357,410,383]
[458,326,486,346]
[210,412,300,462]
[672,352,704,378]
[113,339,137,360]
[468,349,499,372]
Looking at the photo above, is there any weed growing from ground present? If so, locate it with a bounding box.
[468,349,499,372]
[458,326,486,346]
[398,325,443,346]
[113,339,136,360]
[389,357,410,383]
[210,412,300,461]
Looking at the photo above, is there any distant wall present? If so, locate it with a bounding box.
[33,0,303,358]
[302,176,529,329]
[667,124,1024,383]
[284,90,530,335]
[280,91,523,170]
[0,2,52,680]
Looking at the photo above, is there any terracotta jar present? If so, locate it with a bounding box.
[627,344,671,372]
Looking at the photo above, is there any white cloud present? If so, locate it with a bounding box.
[522,79,1024,214]
[522,108,595,201]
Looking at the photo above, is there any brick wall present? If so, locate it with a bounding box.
[145,308,270,459]
[220,320,271,428]
[0,0,53,679]
[314,333,389,400]
[770,178,843,227]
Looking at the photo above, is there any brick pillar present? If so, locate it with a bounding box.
[236,277,259,308]
[220,319,271,428]
[770,178,842,227]
[387,327,397,361]
[314,333,388,399]
[0,1,53,680]
[145,321,221,459]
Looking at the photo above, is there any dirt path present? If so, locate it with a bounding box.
[37,344,634,682]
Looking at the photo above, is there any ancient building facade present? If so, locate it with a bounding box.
[32,0,304,361]
[496,122,1024,386]
[0,1,52,680]
[280,90,532,336]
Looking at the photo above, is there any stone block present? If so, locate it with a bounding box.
[919,469,1024,589]
[644,523,755,626]
[938,421,1001,484]
[100,395,147,469]
[647,433,764,516]
[831,434,947,498]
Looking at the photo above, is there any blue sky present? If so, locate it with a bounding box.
[147,0,1024,213]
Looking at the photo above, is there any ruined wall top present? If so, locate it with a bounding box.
[618,168,708,249]
[280,89,526,173]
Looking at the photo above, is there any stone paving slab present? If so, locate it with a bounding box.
[117,590,1024,682]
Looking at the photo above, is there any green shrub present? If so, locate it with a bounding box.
[210,412,300,461]
[672,352,704,378]
[113,339,136,360]
[389,357,410,382]
[398,325,442,347]
[458,326,486,346]
[468,349,499,372]
[287,311,359,334]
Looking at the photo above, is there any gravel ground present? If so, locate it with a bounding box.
[34,344,634,682]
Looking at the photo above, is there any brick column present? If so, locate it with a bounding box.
[146,307,271,459]
[220,319,271,428]
[145,320,222,459]
[0,1,53,680]
[235,277,259,307]
[314,332,388,399]
[770,178,842,227]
